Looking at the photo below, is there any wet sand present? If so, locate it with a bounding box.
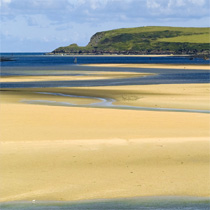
[1,83,210,111]
[0,72,151,83]
[1,196,210,210]
[85,63,210,70]
[0,66,210,203]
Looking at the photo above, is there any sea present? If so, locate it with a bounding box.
[0,52,209,67]
[1,53,209,89]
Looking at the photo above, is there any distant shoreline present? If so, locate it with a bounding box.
[45,53,210,60]
[46,53,189,57]
[83,63,210,70]
[0,56,16,62]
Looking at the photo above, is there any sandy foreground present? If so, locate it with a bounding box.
[1,81,210,202]
[0,103,210,202]
[85,63,210,70]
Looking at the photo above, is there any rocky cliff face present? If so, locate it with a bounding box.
[87,32,105,47]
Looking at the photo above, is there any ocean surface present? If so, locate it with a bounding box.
[1,52,210,67]
[1,53,210,89]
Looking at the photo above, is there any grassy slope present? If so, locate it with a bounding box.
[158,34,210,43]
[53,26,210,54]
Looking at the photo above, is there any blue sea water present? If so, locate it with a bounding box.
[1,52,209,67]
[1,53,210,88]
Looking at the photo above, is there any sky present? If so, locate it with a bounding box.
[0,0,210,52]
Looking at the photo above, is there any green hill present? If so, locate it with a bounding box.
[52,26,210,55]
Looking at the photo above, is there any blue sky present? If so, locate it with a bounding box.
[0,0,209,52]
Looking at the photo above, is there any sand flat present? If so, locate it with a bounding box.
[1,103,210,142]
[1,68,210,202]
[84,63,210,70]
[0,72,151,83]
[0,138,209,201]
[0,102,210,201]
[59,83,210,111]
[1,83,209,111]
[0,89,101,105]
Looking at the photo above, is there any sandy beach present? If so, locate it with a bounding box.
[85,63,210,70]
[0,103,210,202]
[2,1,210,208]
[1,83,210,111]
[0,71,152,83]
[0,64,210,202]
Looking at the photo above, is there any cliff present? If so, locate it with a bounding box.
[51,26,210,55]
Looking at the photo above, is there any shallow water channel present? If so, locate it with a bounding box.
[20,91,210,114]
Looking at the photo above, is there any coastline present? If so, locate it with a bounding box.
[47,54,190,57]
[84,63,210,70]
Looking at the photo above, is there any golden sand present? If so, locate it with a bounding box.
[0,102,210,201]
[63,83,210,110]
[1,103,210,142]
[0,69,210,202]
[0,72,151,83]
[1,83,209,111]
[1,138,209,202]
[84,63,210,70]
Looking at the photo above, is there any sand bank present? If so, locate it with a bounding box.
[62,83,210,111]
[1,66,210,202]
[0,139,209,202]
[84,63,210,70]
[0,72,151,83]
[1,83,209,111]
[0,103,209,202]
[1,103,209,142]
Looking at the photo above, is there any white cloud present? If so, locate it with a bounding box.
[146,0,208,9]
[176,0,185,6]
[145,0,209,17]
[89,0,108,10]
[0,0,11,7]
[146,0,160,9]
[1,0,12,3]
[68,0,86,6]
[188,0,205,6]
